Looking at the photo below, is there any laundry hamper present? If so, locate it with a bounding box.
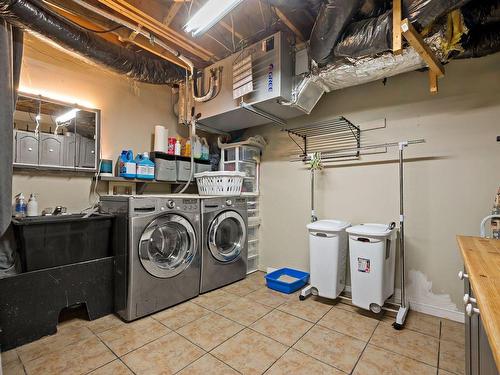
[195,171,245,196]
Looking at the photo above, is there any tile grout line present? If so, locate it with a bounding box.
[87,328,138,375]
[436,320,442,374]
[367,341,440,369]
[349,320,380,374]
[259,297,340,374]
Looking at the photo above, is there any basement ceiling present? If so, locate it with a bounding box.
[46,0,319,69]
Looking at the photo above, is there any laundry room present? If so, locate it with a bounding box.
[1,0,499,374]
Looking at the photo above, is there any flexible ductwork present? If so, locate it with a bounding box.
[0,0,186,84]
[309,0,362,66]
[331,0,473,59]
[312,31,445,92]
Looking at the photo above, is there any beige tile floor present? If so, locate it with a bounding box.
[1,271,465,375]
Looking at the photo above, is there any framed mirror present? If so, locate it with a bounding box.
[13,92,100,172]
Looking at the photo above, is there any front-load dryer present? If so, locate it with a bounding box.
[200,196,248,293]
[100,195,200,321]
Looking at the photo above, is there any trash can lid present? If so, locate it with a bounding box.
[306,219,351,232]
[346,223,396,237]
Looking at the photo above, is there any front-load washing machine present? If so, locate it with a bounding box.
[200,196,248,293]
[100,195,200,321]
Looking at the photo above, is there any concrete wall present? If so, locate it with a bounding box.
[244,53,500,320]
[12,35,185,212]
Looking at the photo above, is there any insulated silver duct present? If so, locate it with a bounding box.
[0,0,186,84]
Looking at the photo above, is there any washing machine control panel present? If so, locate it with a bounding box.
[181,199,199,212]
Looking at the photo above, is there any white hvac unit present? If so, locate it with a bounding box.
[195,32,323,132]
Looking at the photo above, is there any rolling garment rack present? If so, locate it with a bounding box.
[283,117,425,329]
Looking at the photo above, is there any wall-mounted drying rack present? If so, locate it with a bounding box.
[283,116,361,161]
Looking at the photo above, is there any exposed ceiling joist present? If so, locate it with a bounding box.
[219,20,244,41]
[119,32,189,69]
[96,0,215,61]
[272,6,304,42]
[163,2,182,26]
[113,0,215,57]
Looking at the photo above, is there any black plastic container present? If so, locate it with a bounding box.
[12,213,114,272]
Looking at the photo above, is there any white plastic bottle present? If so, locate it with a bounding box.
[193,135,202,159]
[27,194,38,217]
[174,138,181,156]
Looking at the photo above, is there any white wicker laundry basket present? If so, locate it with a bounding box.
[195,171,245,196]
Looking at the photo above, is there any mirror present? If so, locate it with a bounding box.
[13,93,100,172]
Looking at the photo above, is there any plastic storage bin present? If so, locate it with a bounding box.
[347,223,397,312]
[248,239,259,257]
[12,213,114,272]
[247,256,259,274]
[224,162,256,177]
[266,268,310,294]
[247,224,259,241]
[306,220,351,299]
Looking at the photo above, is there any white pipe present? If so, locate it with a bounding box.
[69,0,194,72]
[480,215,500,238]
[178,117,197,194]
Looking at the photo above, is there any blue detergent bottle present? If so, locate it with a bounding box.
[119,150,137,179]
[135,152,155,180]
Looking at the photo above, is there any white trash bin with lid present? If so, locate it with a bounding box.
[301,220,351,300]
[347,223,397,313]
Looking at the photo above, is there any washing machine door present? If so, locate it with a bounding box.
[208,211,246,262]
[139,214,197,278]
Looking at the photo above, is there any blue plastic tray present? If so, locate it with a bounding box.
[265,268,310,294]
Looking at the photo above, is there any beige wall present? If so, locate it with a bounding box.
[245,53,500,319]
[13,35,185,212]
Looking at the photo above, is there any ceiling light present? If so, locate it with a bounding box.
[185,0,243,37]
[56,108,79,123]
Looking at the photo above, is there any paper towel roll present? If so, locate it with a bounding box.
[154,125,167,152]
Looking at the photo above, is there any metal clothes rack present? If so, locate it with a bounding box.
[283,116,361,160]
[298,137,425,329]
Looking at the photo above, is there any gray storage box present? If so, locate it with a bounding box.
[150,152,177,181]
[176,157,194,181]
[195,160,211,174]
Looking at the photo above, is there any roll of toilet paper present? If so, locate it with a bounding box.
[154,125,167,152]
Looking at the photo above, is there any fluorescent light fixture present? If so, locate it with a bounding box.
[185,0,243,37]
[56,108,79,123]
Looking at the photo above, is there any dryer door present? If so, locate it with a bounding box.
[208,211,247,262]
[139,214,197,278]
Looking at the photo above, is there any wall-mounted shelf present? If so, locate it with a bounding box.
[94,176,195,194]
[283,116,361,161]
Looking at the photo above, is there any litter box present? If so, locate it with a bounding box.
[265,268,310,294]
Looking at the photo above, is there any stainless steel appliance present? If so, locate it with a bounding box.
[100,196,201,321]
[200,197,248,293]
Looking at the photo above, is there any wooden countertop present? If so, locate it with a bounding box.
[457,235,500,370]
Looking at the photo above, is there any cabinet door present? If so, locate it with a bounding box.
[62,135,76,167]
[77,137,96,168]
[39,134,63,166]
[15,131,39,165]
[467,280,480,375]
[478,318,498,375]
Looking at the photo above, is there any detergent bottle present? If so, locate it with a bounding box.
[135,152,155,180]
[201,138,209,160]
[118,150,137,179]
[193,135,202,159]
